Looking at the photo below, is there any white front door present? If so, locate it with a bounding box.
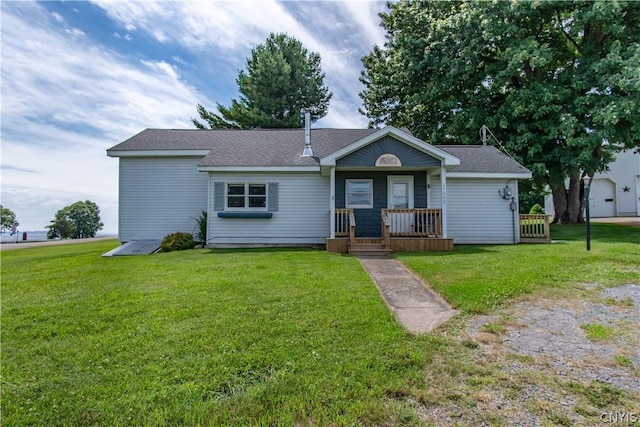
[387,176,414,233]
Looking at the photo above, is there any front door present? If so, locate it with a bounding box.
[387,176,414,233]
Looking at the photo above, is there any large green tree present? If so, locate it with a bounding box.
[360,0,640,223]
[46,200,104,239]
[1,205,19,233]
[194,33,332,129]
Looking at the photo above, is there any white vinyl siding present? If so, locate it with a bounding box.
[208,172,329,246]
[445,178,520,244]
[429,175,442,209]
[118,157,208,241]
[430,176,519,243]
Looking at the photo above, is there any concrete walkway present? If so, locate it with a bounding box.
[358,257,458,334]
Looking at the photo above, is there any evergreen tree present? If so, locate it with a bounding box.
[194,33,332,129]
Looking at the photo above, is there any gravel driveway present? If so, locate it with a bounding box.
[419,283,640,426]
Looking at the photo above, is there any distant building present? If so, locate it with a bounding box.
[589,150,639,217]
[545,149,640,218]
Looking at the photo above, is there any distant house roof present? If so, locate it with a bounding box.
[107,128,531,176]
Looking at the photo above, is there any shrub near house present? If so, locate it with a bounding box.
[160,232,195,252]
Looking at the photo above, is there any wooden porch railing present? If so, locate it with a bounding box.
[381,211,390,248]
[519,214,551,242]
[335,208,352,237]
[381,209,442,237]
[348,210,356,249]
[335,208,356,248]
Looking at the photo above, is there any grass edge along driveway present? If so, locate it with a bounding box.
[2,223,638,425]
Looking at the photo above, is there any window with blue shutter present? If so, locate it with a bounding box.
[213,182,225,211]
[267,182,279,211]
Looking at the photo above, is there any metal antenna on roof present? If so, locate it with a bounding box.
[479,125,518,161]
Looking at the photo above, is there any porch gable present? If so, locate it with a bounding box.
[336,136,441,168]
[319,126,460,176]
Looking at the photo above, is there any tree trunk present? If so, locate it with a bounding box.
[567,174,582,223]
[552,183,569,224]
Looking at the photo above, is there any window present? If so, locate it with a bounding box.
[227,183,267,209]
[346,179,373,208]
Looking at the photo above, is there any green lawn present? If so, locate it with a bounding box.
[1,223,638,425]
[396,223,640,313]
[2,244,433,425]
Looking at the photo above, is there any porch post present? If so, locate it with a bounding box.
[440,166,448,238]
[330,166,336,239]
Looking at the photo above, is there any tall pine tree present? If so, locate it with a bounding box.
[194,33,332,129]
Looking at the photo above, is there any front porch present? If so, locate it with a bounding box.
[326,208,454,254]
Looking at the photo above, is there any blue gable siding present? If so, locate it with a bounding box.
[336,171,427,237]
[336,136,441,167]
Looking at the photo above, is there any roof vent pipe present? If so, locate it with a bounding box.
[480,125,488,146]
[302,108,313,157]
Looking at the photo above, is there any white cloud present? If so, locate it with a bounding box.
[1,2,211,232]
[343,1,387,50]
[65,27,86,38]
[90,0,387,127]
[1,0,390,233]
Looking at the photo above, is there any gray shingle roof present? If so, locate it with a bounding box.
[108,128,380,167]
[108,128,530,174]
[439,145,530,174]
[198,129,379,167]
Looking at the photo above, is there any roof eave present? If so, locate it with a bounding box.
[107,150,211,158]
[446,172,533,179]
[197,166,320,173]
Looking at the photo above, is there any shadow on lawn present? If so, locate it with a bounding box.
[200,246,325,255]
[395,245,506,258]
[193,223,636,257]
[550,222,640,244]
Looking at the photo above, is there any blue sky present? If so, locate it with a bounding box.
[1,1,387,234]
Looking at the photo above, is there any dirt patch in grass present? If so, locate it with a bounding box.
[417,284,640,426]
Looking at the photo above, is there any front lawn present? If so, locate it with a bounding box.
[396,223,639,313]
[2,244,434,425]
[1,222,638,425]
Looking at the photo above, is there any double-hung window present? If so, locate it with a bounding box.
[346,179,373,209]
[227,183,267,209]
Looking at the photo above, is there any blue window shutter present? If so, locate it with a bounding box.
[213,182,225,211]
[267,182,279,211]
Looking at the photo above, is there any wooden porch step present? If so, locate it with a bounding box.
[349,238,391,257]
[349,247,392,257]
[352,243,387,250]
